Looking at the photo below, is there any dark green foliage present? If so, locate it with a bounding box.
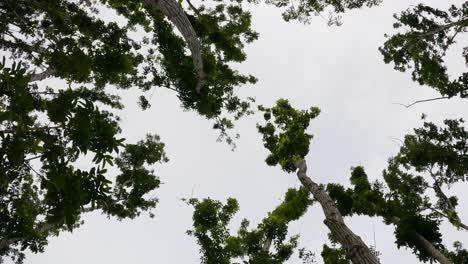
[0,59,169,261]
[187,187,312,263]
[380,3,468,98]
[0,0,259,145]
[321,244,350,264]
[257,99,320,172]
[327,164,448,262]
[298,248,317,264]
[446,242,468,264]
[0,0,261,261]
[395,118,468,184]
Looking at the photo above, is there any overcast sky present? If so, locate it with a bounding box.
[19,0,468,263]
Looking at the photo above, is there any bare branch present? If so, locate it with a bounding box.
[430,208,468,232]
[143,0,206,93]
[392,96,449,108]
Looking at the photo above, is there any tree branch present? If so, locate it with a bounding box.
[417,18,468,38]
[143,0,206,93]
[185,0,201,15]
[430,208,468,232]
[294,159,380,264]
[29,68,55,82]
[429,171,468,232]
[392,96,449,108]
[0,125,60,134]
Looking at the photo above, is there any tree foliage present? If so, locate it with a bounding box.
[1,0,467,263]
[0,0,260,262]
[380,3,467,98]
[187,187,312,264]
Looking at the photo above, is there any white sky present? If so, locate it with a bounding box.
[18,0,468,263]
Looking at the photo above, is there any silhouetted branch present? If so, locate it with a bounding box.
[392,96,449,108]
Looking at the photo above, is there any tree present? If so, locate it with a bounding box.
[256,99,380,264]
[189,3,468,260]
[0,0,258,262]
[187,187,312,264]
[1,0,467,263]
[380,3,467,99]
[326,117,468,263]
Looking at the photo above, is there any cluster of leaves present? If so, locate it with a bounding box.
[257,99,320,172]
[187,187,312,264]
[0,60,168,262]
[320,243,350,264]
[380,3,468,98]
[263,0,382,25]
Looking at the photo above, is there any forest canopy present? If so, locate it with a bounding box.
[0,0,466,263]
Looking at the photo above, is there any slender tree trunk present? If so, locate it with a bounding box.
[294,160,380,264]
[413,233,452,264]
[143,0,205,93]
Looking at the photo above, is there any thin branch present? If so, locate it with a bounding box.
[389,137,404,146]
[30,68,55,82]
[29,91,58,95]
[417,17,468,38]
[26,163,43,178]
[0,125,60,134]
[392,96,449,108]
[25,155,43,162]
[185,0,201,15]
[429,170,468,232]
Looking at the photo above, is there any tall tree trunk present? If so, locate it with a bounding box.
[294,160,380,264]
[143,0,205,93]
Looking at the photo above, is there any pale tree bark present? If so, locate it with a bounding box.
[294,159,380,264]
[414,233,452,264]
[143,0,206,93]
[29,68,55,82]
